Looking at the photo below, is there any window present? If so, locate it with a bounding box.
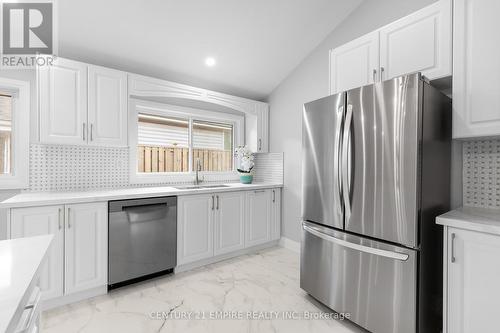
[0,78,29,189]
[130,100,243,183]
[137,114,190,172]
[0,94,12,174]
[192,120,233,172]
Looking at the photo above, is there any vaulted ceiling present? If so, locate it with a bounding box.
[58,0,362,100]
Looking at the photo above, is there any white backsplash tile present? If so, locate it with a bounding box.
[28,144,283,192]
[463,140,500,208]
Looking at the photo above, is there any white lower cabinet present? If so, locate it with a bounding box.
[445,227,500,333]
[64,203,107,295]
[177,194,215,265]
[245,189,272,247]
[214,192,245,255]
[271,188,281,240]
[10,202,108,301]
[10,205,65,300]
[177,188,281,267]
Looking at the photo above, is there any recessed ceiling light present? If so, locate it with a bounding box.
[205,57,216,67]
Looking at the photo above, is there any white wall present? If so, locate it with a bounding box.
[268,0,439,242]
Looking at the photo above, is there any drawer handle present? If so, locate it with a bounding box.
[254,190,265,193]
[17,287,41,332]
[451,233,456,263]
[303,223,409,261]
[67,207,71,228]
[58,208,62,230]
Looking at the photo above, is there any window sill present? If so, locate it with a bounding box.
[129,171,239,185]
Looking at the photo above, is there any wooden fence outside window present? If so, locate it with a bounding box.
[138,145,233,173]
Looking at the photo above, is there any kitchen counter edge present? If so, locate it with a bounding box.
[0,183,284,209]
[436,206,500,236]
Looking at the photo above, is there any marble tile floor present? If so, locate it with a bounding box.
[41,247,366,333]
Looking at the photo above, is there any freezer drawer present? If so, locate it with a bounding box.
[300,221,417,333]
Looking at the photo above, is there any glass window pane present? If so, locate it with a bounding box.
[0,94,12,175]
[137,113,189,173]
[192,120,233,172]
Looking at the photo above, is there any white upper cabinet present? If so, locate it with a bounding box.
[10,205,64,300]
[64,202,108,295]
[38,58,128,146]
[38,58,88,145]
[330,31,380,95]
[88,65,128,147]
[453,0,500,138]
[379,0,452,82]
[329,0,452,95]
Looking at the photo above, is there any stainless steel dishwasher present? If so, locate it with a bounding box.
[108,196,176,289]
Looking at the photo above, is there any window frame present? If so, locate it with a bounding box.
[129,99,243,184]
[0,78,29,189]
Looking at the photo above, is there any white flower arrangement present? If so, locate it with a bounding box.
[235,145,255,173]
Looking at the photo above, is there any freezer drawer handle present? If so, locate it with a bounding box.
[303,224,409,261]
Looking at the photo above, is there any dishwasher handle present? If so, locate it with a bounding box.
[109,196,177,212]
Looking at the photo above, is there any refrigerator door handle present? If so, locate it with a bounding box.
[334,105,344,215]
[302,223,409,261]
[341,104,353,222]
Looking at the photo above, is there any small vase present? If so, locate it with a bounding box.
[239,173,253,184]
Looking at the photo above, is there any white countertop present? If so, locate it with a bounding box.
[0,182,283,209]
[436,206,500,235]
[0,235,52,333]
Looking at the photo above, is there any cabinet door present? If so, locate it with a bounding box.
[447,228,500,333]
[256,105,269,153]
[214,192,245,255]
[10,206,64,300]
[177,194,214,265]
[453,0,500,138]
[64,202,108,295]
[88,65,128,147]
[270,188,281,241]
[245,189,272,247]
[329,31,379,95]
[379,0,452,81]
[38,58,88,145]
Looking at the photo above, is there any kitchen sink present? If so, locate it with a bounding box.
[174,184,231,190]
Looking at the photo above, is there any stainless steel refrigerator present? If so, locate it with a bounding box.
[301,73,451,333]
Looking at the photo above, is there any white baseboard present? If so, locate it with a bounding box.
[279,237,300,253]
[175,240,279,273]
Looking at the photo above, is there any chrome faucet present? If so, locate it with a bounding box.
[194,158,203,185]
